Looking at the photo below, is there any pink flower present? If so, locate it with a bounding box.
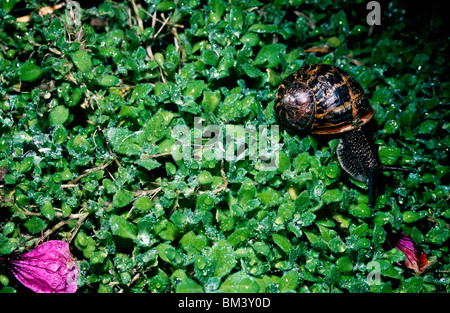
[1,240,79,293]
[388,232,433,275]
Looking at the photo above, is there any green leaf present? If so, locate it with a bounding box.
[0,239,17,255]
[321,189,343,204]
[134,197,154,211]
[241,64,262,78]
[349,203,372,218]
[325,163,340,179]
[183,80,206,98]
[253,43,285,68]
[98,75,119,87]
[24,217,47,234]
[18,156,33,173]
[49,105,69,126]
[106,127,143,156]
[176,278,204,293]
[202,49,219,66]
[134,159,161,171]
[416,120,438,134]
[336,256,353,272]
[279,271,299,292]
[379,146,401,166]
[109,215,137,240]
[113,189,134,208]
[272,233,292,253]
[219,271,260,293]
[155,1,176,11]
[207,240,236,278]
[2,0,16,13]
[71,50,92,73]
[20,63,42,82]
[156,243,183,265]
[136,214,156,247]
[40,200,55,221]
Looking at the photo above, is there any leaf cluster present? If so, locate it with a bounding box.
[0,0,448,293]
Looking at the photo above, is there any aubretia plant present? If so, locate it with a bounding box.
[0,0,449,293]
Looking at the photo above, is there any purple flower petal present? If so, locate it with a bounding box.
[9,240,79,293]
[388,232,433,274]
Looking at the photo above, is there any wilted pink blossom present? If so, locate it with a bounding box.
[1,240,79,293]
[389,232,433,275]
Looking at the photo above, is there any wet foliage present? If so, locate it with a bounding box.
[0,0,448,293]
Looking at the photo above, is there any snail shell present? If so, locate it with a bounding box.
[274,63,375,135]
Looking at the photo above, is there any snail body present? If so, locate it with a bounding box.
[275,64,412,206]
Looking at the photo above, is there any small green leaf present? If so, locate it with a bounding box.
[20,63,42,82]
[382,120,399,134]
[2,222,14,236]
[49,105,69,126]
[2,0,16,13]
[379,146,401,166]
[0,239,17,255]
[326,36,341,48]
[253,43,285,68]
[71,50,92,73]
[416,120,438,134]
[113,189,134,208]
[325,163,340,179]
[137,214,156,247]
[198,170,213,185]
[18,156,34,174]
[402,211,421,223]
[230,7,244,29]
[207,240,236,278]
[272,233,292,253]
[336,256,353,272]
[321,189,343,204]
[109,215,137,240]
[135,159,161,171]
[40,200,55,221]
[202,49,219,66]
[241,64,262,78]
[279,271,299,292]
[98,75,119,87]
[156,243,183,265]
[202,91,220,113]
[134,197,154,211]
[24,217,47,234]
[155,1,175,11]
[240,32,260,47]
[183,80,206,99]
[176,278,204,293]
[350,203,372,218]
[219,271,260,293]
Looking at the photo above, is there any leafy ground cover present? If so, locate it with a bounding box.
[0,0,448,293]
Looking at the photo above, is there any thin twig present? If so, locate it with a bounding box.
[68,160,113,184]
[130,0,144,31]
[303,46,329,54]
[68,211,89,243]
[141,152,172,159]
[133,186,162,201]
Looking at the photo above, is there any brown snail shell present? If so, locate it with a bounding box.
[274,64,375,135]
[275,64,413,206]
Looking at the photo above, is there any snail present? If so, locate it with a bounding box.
[274,63,413,206]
